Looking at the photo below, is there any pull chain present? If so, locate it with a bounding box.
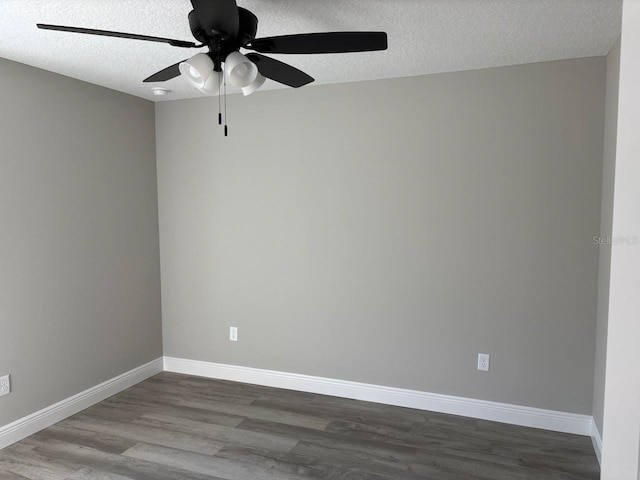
[224,70,228,137]
[218,71,222,125]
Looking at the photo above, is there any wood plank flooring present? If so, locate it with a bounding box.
[0,372,600,479]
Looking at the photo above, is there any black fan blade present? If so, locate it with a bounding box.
[246,53,314,88]
[248,32,388,54]
[191,0,239,39]
[144,60,187,83]
[37,24,197,48]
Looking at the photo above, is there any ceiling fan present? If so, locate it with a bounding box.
[37,0,388,97]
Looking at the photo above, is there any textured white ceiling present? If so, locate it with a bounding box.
[0,0,622,102]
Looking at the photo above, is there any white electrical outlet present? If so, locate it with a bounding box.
[0,375,10,396]
[477,354,490,372]
[229,327,238,342]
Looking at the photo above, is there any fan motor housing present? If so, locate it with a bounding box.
[188,10,208,44]
[237,8,258,46]
[188,7,257,49]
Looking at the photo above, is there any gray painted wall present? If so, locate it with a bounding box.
[0,58,162,427]
[156,57,605,414]
[592,37,620,438]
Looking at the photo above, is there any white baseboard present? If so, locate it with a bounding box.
[163,356,593,437]
[591,421,603,464]
[0,358,163,450]
[0,356,596,453]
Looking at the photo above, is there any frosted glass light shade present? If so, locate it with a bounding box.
[200,70,221,95]
[242,72,266,96]
[179,53,214,89]
[225,52,258,88]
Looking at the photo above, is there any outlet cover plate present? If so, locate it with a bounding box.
[0,375,10,396]
[229,327,238,342]
[478,354,490,372]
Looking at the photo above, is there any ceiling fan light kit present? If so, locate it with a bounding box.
[177,51,264,97]
[37,0,388,133]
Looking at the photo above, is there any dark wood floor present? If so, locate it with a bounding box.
[0,372,599,479]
